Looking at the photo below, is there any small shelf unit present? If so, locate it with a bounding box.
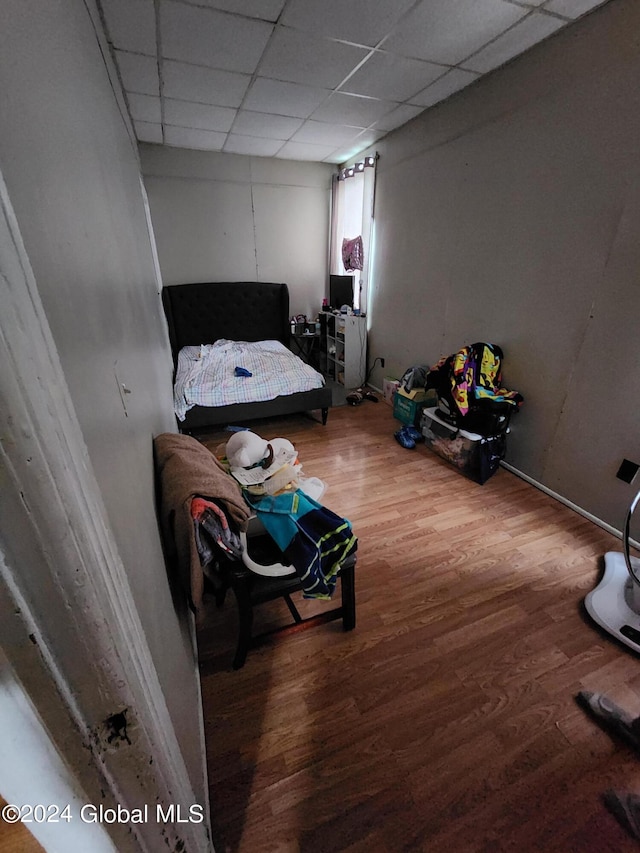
[320,313,367,389]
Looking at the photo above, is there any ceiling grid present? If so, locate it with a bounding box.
[98,0,610,164]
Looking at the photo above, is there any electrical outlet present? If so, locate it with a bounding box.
[380,357,385,368]
[616,459,640,484]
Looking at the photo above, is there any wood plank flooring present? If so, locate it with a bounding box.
[0,796,44,853]
[196,402,640,853]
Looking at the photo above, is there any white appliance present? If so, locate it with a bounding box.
[585,490,640,652]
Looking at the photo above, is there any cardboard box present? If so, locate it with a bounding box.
[393,390,424,426]
[383,377,400,405]
[399,387,438,403]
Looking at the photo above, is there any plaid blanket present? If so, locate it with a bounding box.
[174,340,325,421]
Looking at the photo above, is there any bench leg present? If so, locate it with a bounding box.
[321,407,329,425]
[230,575,253,670]
[340,560,356,631]
[283,594,302,623]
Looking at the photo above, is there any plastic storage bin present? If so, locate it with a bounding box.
[420,407,507,484]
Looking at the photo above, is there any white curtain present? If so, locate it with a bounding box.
[329,156,377,313]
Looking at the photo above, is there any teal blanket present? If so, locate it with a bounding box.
[246,490,357,599]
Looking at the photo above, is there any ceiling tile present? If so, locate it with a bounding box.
[164,126,226,150]
[258,27,369,89]
[114,51,159,96]
[101,0,157,56]
[310,92,395,126]
[162,60,250,107]
[464,12,565,73]
[373,103,425,132]
[231,112,303,139]
[163,99,236,132]
[325,148,359,164]
[133,121,163,144]
[280,0,416,48]
[101,0,588,161]
[223,135,284,156]
[383,0,527,65]
[276,141,340,161]
[342,51,444,101]
[188,0,286,21]
[127,93,162,123]
[160,0,273,73]
[544,0,609,18]
[291,121,365,146]
[355,128,390,147]
[329,129,385,162]
[410,67,479,108]
[244,78,331,118]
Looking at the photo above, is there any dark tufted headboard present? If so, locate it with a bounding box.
[162,281,290,364]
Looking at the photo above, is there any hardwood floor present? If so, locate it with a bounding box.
[196,402,640,853]
[0,796,44,853]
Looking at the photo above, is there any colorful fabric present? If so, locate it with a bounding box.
[154,433,251,612]
[428,343,523,417]
[174,340,325,421]
[342,236,364,271]
[246,490,357,600]
[191,497,243,563]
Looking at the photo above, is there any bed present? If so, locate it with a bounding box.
[162,281,332,433]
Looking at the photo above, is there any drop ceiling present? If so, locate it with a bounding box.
[99,0,610,164]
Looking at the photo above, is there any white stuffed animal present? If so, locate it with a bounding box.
[224,430,327,498]
[225,431,296,474]
[225,430,269,470]
[224,431,301,495]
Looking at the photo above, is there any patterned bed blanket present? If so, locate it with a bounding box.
[174,340,325,421]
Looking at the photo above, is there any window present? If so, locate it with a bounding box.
[329,155,377,313]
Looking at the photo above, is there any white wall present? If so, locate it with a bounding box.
[140,145,334,320]
[0,650,116,853]
[0,0,206,813]
[364,0,640,530]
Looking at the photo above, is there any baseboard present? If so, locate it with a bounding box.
[500,461,640,549]
[369,396,635,549]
